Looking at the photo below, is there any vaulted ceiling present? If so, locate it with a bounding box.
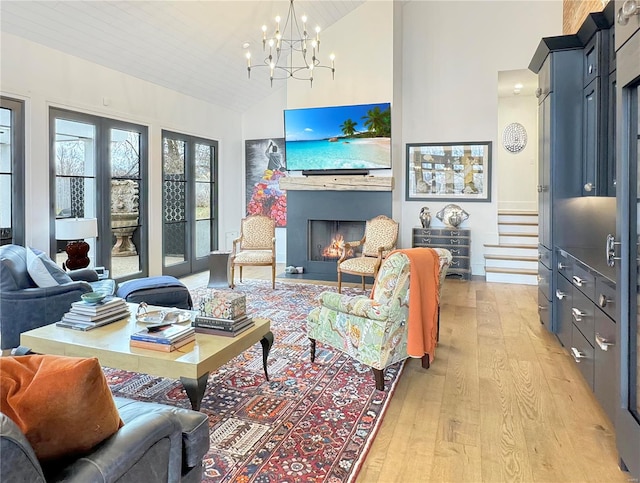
[0,1,364,113]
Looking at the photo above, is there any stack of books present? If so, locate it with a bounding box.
[194,314,255,337]
[130,324,195,352]
[56,297,130,331]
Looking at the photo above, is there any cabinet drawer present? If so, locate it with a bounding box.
[572,288,595,343]
[412,228,469,237]
[413,235,469,246]
[594,310,617,423]
[449,257,470,270]
[571,324,595,390]
[596,276,616,320]
[556,249,573,280]
[539,261,552,300]
[539,245,552,269]
[556,274,573,348]
[444,246,470,258]
[572,262,596,301]
[538,289,551,328]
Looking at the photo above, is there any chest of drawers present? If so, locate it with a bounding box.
[412,228,471,280]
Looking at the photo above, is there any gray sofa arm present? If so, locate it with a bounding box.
[0,281,92,300]
[50,412,182,483]
[0,413,46,483]
[68,268,99,282]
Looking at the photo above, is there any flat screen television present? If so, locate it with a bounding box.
[284,102,391,173]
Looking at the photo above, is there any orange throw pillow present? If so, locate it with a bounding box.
[0,355,124,461]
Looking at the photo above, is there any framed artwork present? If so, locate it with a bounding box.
[245,138,287,227]
[406,141,492,202]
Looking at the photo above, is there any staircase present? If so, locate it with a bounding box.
[484,210,538,285]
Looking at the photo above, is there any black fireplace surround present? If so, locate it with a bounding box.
[285,190,393,282]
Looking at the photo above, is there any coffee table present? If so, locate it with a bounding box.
[20,303,274,411]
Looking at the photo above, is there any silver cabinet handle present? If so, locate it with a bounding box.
[556,290,567,300]
[598,294,613,308]
[595,333,614,351]
[450,249,460,254]
[558,262,567,270]
[571,307,585,322]
[571,347,584,363]
[606,234,621,267]
[450,239,460,245]
[538,305,547,311]
[584,182,595,192]
[537,275,543,284]
[572,275,585,287]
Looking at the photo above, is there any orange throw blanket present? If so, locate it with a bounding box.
[382,248,440,359]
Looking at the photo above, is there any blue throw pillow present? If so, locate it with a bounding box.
[26,247,73,287]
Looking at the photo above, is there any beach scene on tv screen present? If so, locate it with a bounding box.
[285,102,391,170]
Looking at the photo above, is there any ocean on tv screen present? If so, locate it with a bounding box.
[286,138,391,170]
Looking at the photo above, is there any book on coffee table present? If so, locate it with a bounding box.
[194,319,255,337]
[130,333,196,352]
[130,324,195,345]
[194,314,252,331]
[70,297,127,315]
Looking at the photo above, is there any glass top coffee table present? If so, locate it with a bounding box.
[20,303,274,410]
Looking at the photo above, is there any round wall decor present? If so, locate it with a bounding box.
[502,122,527,153]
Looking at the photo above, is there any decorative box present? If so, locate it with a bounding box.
[199,292,246,320]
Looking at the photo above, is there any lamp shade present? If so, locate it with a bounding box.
[55,218,98,241]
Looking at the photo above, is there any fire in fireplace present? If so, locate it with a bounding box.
[309,220,365,262]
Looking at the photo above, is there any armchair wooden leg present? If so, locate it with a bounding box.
[230,265,235,289]
[421,354,430,369]
[272,263,275,289]
[337,272,342,294]
[309,338,316,362]
[361,276,366,291]
[372,368,385,391]
[239,266,243,283]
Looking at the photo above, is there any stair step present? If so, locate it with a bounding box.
[499,232,538,237]
[497,210,538,216]
[484,243,538,249]
[498,221,539,226]
[485,267,538,275]
[484,254,538,261]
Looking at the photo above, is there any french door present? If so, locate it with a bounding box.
[50,108,148,280]
[162,131,218,278]
[615,30,640,478]
[0,97,25,246]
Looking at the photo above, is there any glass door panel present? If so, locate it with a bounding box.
[163,137,187,267]
[110,128,142,278]
[54,119,97,267]
[195,142,215,262]
[0,107,12,245]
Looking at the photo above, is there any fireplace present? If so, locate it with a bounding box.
[308,220,366,261]
[285,189,392,281]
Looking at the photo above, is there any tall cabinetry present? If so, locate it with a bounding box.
[529,39,583,332]
[614,0,640,477]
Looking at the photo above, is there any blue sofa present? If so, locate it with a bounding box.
[0,244,115,350]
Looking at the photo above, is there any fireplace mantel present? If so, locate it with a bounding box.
[279,175,393,191]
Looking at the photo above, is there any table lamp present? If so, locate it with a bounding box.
[55,217,98,270]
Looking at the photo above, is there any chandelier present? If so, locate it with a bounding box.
[244,0,335,87]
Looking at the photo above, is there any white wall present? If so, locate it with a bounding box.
[497,93,539,211]
[1,32,243,276]
[400,0,562,275]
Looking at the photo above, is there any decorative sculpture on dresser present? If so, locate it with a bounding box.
[436,204,469,228]
[111,180,139,257]
[419,207,432,228]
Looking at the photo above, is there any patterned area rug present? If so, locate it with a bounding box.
[105,280,404,482]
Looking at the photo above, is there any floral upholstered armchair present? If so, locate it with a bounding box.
[337,215,399,293]
[230,215,276,289]
[307,249,452,391]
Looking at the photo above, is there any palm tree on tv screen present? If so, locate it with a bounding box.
[362,106,391,138]
[340,119,357,137]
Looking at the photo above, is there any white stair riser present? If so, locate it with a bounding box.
[483,246,538,257]
[485,272,538,285]
[497,225,538,234]
[498,215,539,224]
[484,259,538,270]
[499,235,538,245]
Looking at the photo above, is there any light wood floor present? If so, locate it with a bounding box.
[181,266,629,483]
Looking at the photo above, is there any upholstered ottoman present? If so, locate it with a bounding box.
[116,276,193,309]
